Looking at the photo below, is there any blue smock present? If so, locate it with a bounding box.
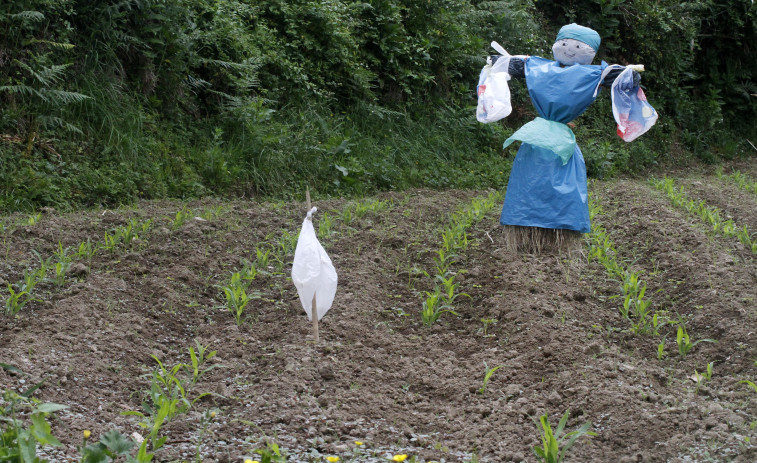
[500,56,607,233]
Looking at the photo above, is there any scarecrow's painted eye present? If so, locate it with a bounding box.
[562,42,566,46]
[576,45,580,48]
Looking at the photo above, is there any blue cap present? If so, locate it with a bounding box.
[556,23,601,52]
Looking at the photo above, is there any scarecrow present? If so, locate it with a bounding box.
[480,24,657,252]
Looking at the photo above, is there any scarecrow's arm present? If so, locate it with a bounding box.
[602,67,642,88]
[490,56,642,87]
[489,55,526,78]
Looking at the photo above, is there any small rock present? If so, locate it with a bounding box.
[319,366,334,380]
[67,263,89,278]
[584,343,601,356]
[505,384,523,397]
[704,417,718,430]
[547,390,562,405]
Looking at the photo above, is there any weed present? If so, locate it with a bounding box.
[80,429,138,462]
[478,361,503,394]
[532,410,597,463]
[0,389,68,460]
[253,441,288,463]
[122,350,211,456]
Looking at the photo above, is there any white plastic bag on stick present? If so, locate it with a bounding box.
[291,207,338,321]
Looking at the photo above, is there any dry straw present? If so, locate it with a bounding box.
[500,225,583,256]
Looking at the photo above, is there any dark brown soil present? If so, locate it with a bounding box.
[1,165,756,463]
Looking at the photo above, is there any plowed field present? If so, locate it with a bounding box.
[2,161,756,462]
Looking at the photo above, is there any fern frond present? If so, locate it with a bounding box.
[185,75,211,92]
[38,115,83,135]
[42,89,92,105]
[29,39,75,50]
[12,60,69,86]
[10,11,45,22]
[0,84,47,102]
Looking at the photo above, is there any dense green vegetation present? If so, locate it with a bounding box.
[1,0,755,211]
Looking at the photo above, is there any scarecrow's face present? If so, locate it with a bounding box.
[552,38,596,66]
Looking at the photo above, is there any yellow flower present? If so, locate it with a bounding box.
[354,441,364,446]
[326,458,340,462]
[392,455,408,462]
[83,430,91,439]
[210,411,216,418]
[244,460,259,463]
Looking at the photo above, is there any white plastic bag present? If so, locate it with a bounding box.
[611,66,658,142]
[476,41,512,123]
[291,207,338,321]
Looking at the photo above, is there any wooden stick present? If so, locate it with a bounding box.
[306,188,319,343]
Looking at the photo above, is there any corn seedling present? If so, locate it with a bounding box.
[693,362,714,394]
[186,340,218,386]
[478,361,503,394]
[171,207,192,229]
[200,205,226,221]
[718,168,757,196]
[419,192,502,327]
[255,246,271,270]
[739,380,757,394]
[421,288,457,327]
[587,196,657,334]
[354,198,391,218]
[26,212,41,226]
[5,283,34,316]
[481,318,497,337]
[221,272,259,325]
[318,211,335,239]
[6,265,46,315]
[652,177,757,254]
[52,242,73,287]
[657,340,666,360]
[532,410,597,463]
[76,238,97,263]
[676,325,716,359]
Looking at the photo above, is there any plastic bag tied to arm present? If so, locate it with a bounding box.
[476,41,513,123]
[291,207,338,322]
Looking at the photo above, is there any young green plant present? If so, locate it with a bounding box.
[478,361,503,394]
[533,410,597,463]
